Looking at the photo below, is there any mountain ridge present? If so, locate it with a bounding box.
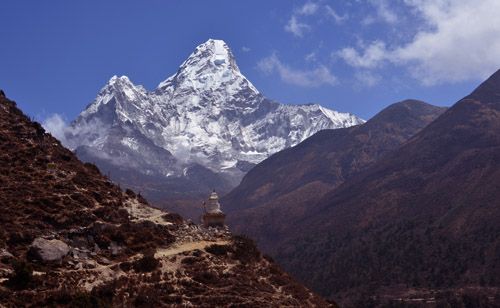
[222,99,446,253]
[273,69,500,305]
[57,39,364,215]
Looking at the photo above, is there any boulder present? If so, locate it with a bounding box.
[29,238,70,262]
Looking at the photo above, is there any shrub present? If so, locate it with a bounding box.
[232,235,260,264]
[205,244,231,256]
[60,153,72,162]
[69,292,101,308]
[119,261,132,272]
[162,213,183,224]
[125,188,136,197]
[133,254,159,273]
[84,162,100,174]
[137,193,148,205]
[7,260,33,289]
[180,256,199,265]
[46,162,57,170]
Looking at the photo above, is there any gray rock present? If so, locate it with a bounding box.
[110,242,122,256]
[29,238,70,262]
[0,249,14,261]
[99,257,112,265]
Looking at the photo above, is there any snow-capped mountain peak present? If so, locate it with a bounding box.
[157,39,259,99]
[65,39,364,198]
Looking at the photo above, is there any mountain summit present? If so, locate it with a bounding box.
[62,39,363,210]
[157,39,256,97]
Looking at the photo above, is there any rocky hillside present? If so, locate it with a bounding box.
[0,92,332,307]
[222,100,446,253]
[273,70,500,306]
[54,39,363,217]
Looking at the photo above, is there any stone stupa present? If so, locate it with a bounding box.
[201,190,226,227]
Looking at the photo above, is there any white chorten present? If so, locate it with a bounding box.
[202,190,226,227]
[206,191,223,213]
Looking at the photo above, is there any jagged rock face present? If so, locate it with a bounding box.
[64,39,363,200]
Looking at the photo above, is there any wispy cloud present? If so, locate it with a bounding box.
[361,0,398,26]
[305,52,317,62]
[285,15,311,38]
[285,2,347,37]
[354,71,381,88]
[258,53,337,87]
[325,5,348,24]
[297,2,319,16]
[42,114,109,150]
[371,0,398,24]
[43,114,71,147]
[241,46,251,52]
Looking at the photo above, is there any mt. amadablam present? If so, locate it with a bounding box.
[59,39,363,208]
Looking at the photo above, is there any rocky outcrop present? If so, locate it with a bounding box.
[28,238,69,263]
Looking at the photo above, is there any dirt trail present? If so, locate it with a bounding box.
[155,240,230,258]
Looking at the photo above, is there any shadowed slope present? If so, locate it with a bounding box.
[223,100,445,252]
[275,70,500,305]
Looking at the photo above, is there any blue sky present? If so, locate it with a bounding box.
[1,0,500,120]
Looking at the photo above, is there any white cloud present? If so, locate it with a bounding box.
[297,2,319,15]
[339,0,500,85]
[396,0,500,84]
[43,114,70,147]
[284,2,318,37]
[305,52,317,62]
[325,5,348,24]
[285,15,311,38]
[258,53,337,87]
[285,2,348,37]
[337,41,388,69]
[42,114,109,150]
[361,15,376,26]
[371,0,398,24]
[361,0,398,25]
[241,46,251,52]
[354,71,381,87]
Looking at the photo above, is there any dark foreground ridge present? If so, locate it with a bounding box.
[0,93,332,306]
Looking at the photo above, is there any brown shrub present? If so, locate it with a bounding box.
[125,189,136,197]
[6,260,33,290]
[162,213,183,224]
[205,244,231,256]
[133,254,160,273]
[232,235,260,264]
